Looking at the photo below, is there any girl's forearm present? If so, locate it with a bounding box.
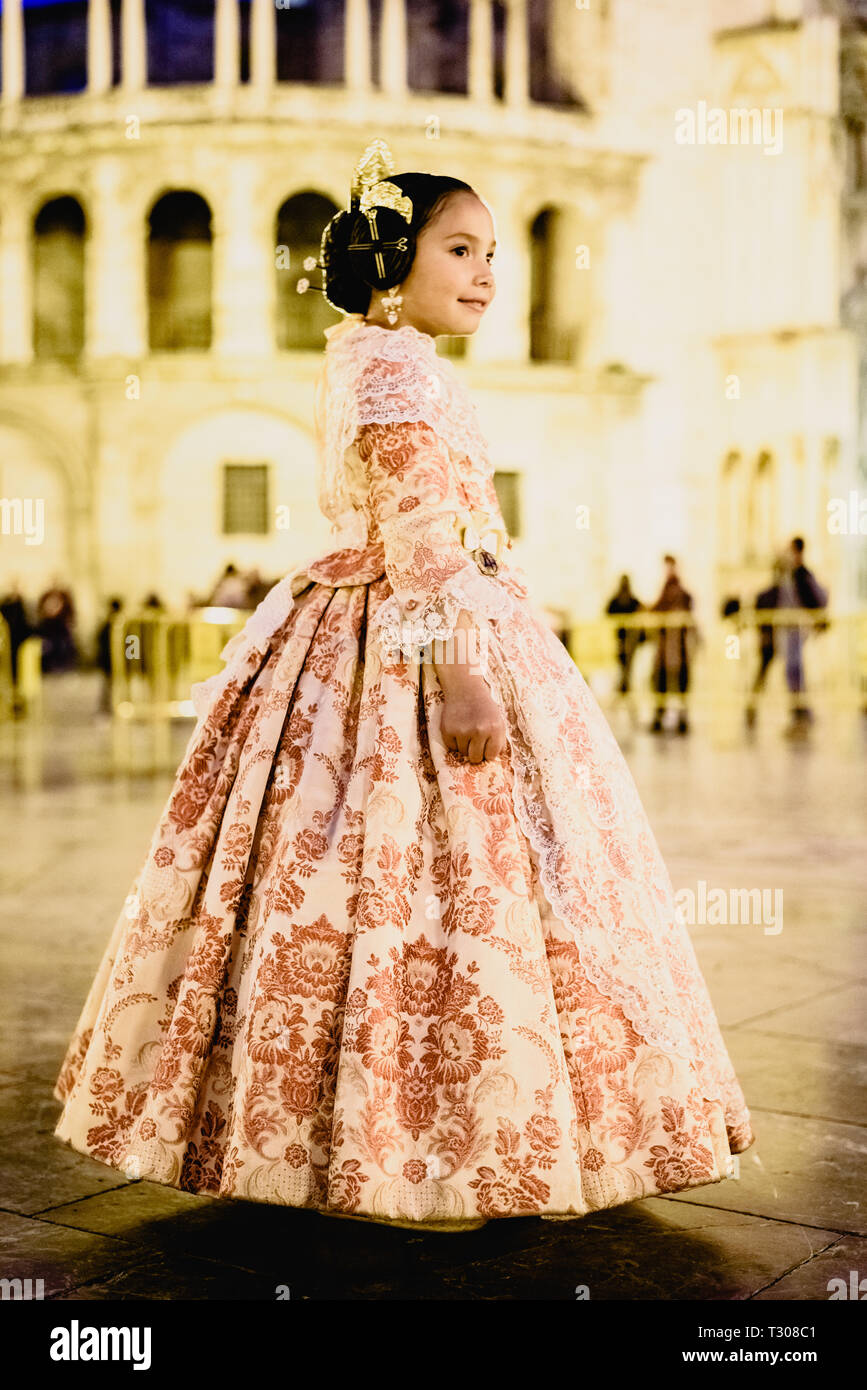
[432,609,484,694]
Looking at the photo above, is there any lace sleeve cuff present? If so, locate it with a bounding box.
[368,565,517,666]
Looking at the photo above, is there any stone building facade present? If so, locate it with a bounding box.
[0,0,863,639]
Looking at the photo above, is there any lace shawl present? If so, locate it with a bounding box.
[316,313,494,547]
[190,317,502,718]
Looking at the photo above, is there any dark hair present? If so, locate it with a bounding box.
[791,536,804,553]
[321,172,475,315]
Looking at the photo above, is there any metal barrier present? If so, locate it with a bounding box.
[6,603,862,754]
[0,617,12,721]
[0,615,42,720]
[109,606,251,719]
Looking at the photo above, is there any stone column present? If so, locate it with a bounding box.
[504,0,528,108]
[469,0,494,103]
[86,158,147,358]
[345,0,371,92]
[0,205,33,363]
[213,161,272,358]
[1,0,25,113]
[121,0,147,93]
[88,0,113,96]
[250,0,276,91]
[380,0,407,97]
[215,0,240,89]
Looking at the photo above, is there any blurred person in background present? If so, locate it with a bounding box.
[209,563,248,608]
[243,568,271,608]
[36,576,77,673]
[139,592,167,678]
[744,558,784,729]
[649,555,696,735]
[778,536,829,738]
[0,580,32,683]
[606,573,645,695]
[95,596,124,715]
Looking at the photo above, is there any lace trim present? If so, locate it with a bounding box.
[317,317,491,543]
[476,614,746,1116]
[368,567,517,663]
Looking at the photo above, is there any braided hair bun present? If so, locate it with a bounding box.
[319,170,475,316]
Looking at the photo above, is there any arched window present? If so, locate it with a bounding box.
[528,0,582,107]
[148,192,213,350]
[33,197,86,361]
[719,450,742,568]
[746,450,775,565]
[275,192,341,351]
[530,206,573,362]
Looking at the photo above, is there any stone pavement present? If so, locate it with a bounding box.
[1,673,865,1300]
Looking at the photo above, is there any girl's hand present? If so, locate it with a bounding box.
[440,685,507,764]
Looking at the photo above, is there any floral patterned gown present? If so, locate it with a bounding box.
[53,315,754,1231]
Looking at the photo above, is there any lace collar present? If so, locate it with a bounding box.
[324,312,438,355]
[316,310,488,546]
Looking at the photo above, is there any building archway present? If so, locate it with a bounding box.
[743,450,775,567]
[148,191,213,350]
[0,411,95,625]
[719,449,743,569]
[529,205,575,362]
[33,196,86,361]
[275,191,341,351]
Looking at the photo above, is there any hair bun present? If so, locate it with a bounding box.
[319,209,365,314]
[346,207,415,291]
[314,162,474,317]
[320,204,416,314]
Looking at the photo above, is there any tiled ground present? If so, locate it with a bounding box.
[1,673,865,1300]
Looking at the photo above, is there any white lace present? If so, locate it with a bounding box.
[367,568,515,666]
[316,314,493,546]
[478,617,746,1113]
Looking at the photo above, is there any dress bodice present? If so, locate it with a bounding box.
[304,316,525,596]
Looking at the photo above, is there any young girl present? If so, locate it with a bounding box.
[53,139,754,1232]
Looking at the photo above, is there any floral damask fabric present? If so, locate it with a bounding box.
[53,320,753,1229]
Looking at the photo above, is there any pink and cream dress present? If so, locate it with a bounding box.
[53,314,754,1231]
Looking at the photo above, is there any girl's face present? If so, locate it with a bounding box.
[366,190,496,338]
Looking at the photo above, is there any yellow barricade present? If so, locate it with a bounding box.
[109,607,251,720]
[567,608,866,747]
[0,617,42,721]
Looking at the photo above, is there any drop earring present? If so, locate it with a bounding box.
[381,286,403,325]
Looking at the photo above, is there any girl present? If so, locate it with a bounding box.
[53,139,754,1232]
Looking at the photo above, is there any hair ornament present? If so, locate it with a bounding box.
[297,138,415,319]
